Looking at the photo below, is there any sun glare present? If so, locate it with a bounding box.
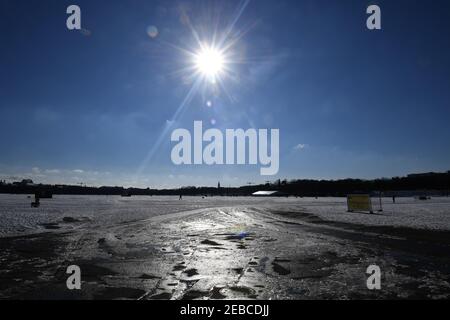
[194,46,225,78]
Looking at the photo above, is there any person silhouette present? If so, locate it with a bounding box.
[31,193,40,207]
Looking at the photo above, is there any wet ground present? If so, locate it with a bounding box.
[1,205,450,299]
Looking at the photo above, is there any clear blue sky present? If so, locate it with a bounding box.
[1,0,449,188]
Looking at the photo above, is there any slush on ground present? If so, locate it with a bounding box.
[1,195,450,299]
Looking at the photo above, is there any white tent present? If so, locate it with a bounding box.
[252,191,284,197]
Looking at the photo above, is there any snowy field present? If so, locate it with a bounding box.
[1,194,450,299]
[1,194,450,237]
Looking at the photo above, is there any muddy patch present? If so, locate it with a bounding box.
[40,223,60,230]
[182,290,209,300]
[210,286,227,299]
[139,274,160,280]
[149,292,173,300]
[183,268,199,277]
[200,239,222,246]
[173,264,187,271]
[64,262,117,282]
[272,262,291,275]
[219,286,256,299]
[232,267,244,274]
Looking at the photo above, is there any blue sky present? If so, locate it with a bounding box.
[1,0,450,188]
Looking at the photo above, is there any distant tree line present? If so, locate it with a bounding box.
[0,171,449,197]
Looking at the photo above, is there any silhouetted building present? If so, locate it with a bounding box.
[408,172,439,178]
[20,179,34,186]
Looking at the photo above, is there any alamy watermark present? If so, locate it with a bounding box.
[366,5,382,30]
[366,265,381,290]
[171,121,279,176]
[66,265,81,290]
[66,4,381,32]
[66,5,81,30]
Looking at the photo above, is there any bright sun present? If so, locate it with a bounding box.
[194,46,225,78]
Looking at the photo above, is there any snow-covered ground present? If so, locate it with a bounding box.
[286,196,450,231]
[1,194,450,299]
[1,194,450,237]
[0,194,270,237]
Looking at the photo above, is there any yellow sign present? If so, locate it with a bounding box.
[347,194,373,213]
